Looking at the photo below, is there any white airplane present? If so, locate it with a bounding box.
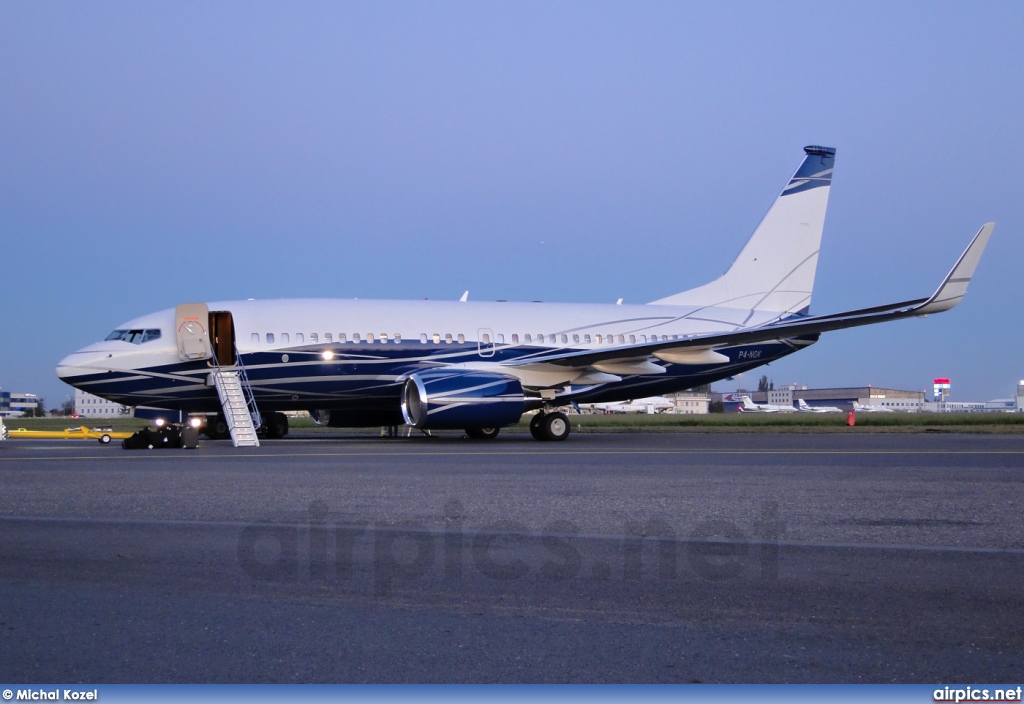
[56,146,994,444]
[736,395,796,413]
[853,402,895,413]
[796,398,843,413]
[585,396,677,414]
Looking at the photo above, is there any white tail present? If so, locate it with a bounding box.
[652,145,835,316]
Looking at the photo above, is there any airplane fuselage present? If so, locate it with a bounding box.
[57,297,815,424]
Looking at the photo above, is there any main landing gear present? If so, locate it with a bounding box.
[529,410,571,441]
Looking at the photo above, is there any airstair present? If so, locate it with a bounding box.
[211,350,261,448]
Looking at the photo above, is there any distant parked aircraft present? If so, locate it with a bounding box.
[853,402,895,413]
[737,395,796,413]
[585,396,677,414]
[796,398,843,413]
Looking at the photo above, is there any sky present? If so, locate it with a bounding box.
[2,1,1022,409]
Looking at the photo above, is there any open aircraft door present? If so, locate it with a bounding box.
[175,303,212,361]
[208,310,236,365]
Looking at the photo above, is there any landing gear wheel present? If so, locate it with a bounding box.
[529,412,547,440]
[265,412,289,439]
[99,434,111,444]
[207,416,230,440]
[465,427,500,440]
[540,411,570,441]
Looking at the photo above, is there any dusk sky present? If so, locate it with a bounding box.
[2,2,1022,409]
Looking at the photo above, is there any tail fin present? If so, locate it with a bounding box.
[651,145,835,315]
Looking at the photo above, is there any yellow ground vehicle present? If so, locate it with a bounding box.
[7,426,134,444]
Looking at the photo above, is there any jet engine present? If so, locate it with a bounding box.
[401,369,526,430]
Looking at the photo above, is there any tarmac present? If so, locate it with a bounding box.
[1,432,1022,683]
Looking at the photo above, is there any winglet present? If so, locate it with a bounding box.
[916,223,995,315]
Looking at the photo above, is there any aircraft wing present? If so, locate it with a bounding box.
[502,223,994,371]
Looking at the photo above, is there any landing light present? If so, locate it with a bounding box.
[322,351,335,361]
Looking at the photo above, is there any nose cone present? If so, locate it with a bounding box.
[56,343,113,383]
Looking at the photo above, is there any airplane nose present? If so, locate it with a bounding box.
[56,347,112,381]
[56,351,86,380]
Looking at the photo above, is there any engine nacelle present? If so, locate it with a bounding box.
[401,369,526,430]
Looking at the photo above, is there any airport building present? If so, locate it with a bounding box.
[714,385,926,412]
[74,389,130,418]
[0,391,42,418]
[668,391,711,414]
[923,399,1017,412]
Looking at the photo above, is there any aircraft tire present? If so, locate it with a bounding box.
[265,412,289,439]
[99,434,111,444]
[529,412,547,440]
[208,416,230,440]
[540,412,571,442]
[465,427,500,440]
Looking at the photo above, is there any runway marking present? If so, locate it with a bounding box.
[4,448,1024,461]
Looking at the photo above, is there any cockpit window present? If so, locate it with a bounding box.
[105,328,162,344]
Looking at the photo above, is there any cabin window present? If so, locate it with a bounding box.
[353,333,361,342]
[457,333,465,344]
[339,333,347,342]
[296,333,304,344]
[310,333,318,343]
[512,334,520,343]
[584,334,591,343]
[496,334,504,344]
[559,334,567,344]
[548,334,556,344]
[572,334,580,344]
[629,335,636,344]
[481,333,490,343]
[420,334,428,343]
[432,333,441,344]
[281,333,290,344]
[640,335,647,343]
[251,333,259,344]
[445,333,453,344]
[380,333,388,343]
[324,333,332,342]
[366,333,375,343]
[394,333,401,343]
[617,334,625,344]
[266,333,275,344]
[595,335,602,344]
